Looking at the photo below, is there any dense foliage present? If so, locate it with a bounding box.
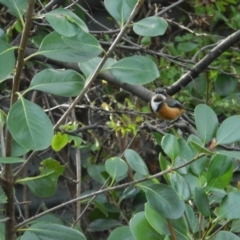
[0,0,240,239]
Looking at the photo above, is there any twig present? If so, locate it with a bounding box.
[168,29,240,95]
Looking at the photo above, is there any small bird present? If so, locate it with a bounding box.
[150,88,188,120]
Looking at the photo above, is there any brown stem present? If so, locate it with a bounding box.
[3,1,35,239]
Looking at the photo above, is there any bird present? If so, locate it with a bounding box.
[150,88,189,120]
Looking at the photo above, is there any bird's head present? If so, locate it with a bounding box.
[150,93,166,113]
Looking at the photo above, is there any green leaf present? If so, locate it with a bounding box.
[194,186,210,217]
[145,203,189,240]
[104,0,138,27]
[144,203,168,235]
[0,40,15,81]
[25,222,86,240]
[21,231,39,240]
[129,212,163,240]
[17,159,65,198]
[218,191,240,220]
[79,57,116,78]
[11,138,29,157]
[207,154,233,189]
[119,186,140,203]
[189,141,213,155]
[170,172,191,201]
[0,0,27,18]
[105,157,128,180]
[51,132,68,151]
[25,69,85,97]
[0,157,25,163]
[213,231,240,240]
[159,154,171,184]
[143,183,185,219]
[194,104,218,144]
[133,16,168,37]
[87,164,108,184]
[185,205,199,234]
[190,155,208,176]
[108,226,134,240]
[216,115,240,145]
[214,74,237,96]
[182,173,199,196]
[124,149,149,176]
[216,150,240,159]
[107,56,159,84]
[178,138,195,161]
[161,134,179,162]
[44,8,88,37]
[38,31,101,63]
[62,30,102,56]
[178,42,198,52]
[7,97,53,151]
[88,219,122,231]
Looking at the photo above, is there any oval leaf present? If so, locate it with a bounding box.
[87,164,108,184]
[0,40,15,81]
[129,212,162,240]
[0,0,27,18]
[7,97,53,151]
[216,115,240,145]
[79,57,116,78]
[26,222,86,240]
[105,0,138,27]
[170,172,191,201]
[26,69,85,97]
[124,149,149,176]
[194,104,218,144]
[207,154,233,189]
[108,226,134,240]
[145,183,185,219]
[44,8,88,37]
[194,186,210,217]
[161,134,179,162]
[105,157,128,180]
[107,56,159,84]
[145,203,169,235]
[213,231,240,240]
[38,31,100,63]
[133,16,168,36]
[218,191,240,220]
[62,30,102,56]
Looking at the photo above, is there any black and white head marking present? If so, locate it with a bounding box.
[151,93,166,112]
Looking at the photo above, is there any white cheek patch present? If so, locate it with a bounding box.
[151,98,159,112]
[151,94,166,112]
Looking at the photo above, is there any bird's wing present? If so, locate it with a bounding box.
[165,98,185,109]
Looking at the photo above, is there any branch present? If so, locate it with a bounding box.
[167,29,240,95]
[3,1,35,239]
